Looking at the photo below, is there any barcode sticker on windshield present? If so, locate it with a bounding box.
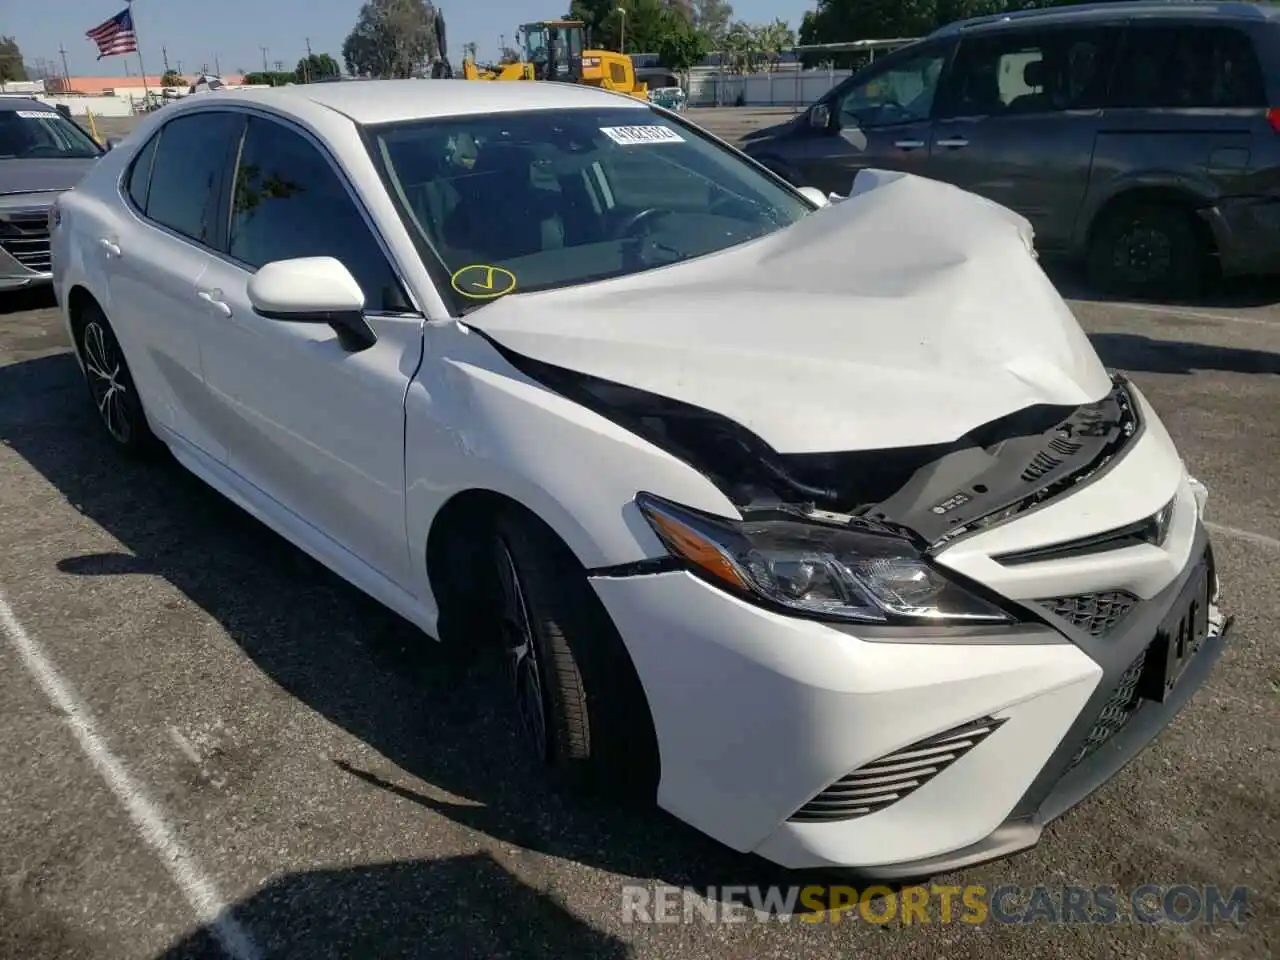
[600,125,684,145]
[16,111,55,119]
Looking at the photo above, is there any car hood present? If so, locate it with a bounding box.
[0,158,98,198]
[463,169,1112,455]
[739,116,800,143]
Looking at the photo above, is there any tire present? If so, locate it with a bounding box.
[487,509,659,804]
[1086,201,1206,300]
[74,303,162,458]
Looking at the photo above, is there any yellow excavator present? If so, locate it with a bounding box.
[457,19,648,100]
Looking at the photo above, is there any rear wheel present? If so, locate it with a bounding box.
[1086,201,1207,299]
[74,303,161,457]
[486,510,659,803]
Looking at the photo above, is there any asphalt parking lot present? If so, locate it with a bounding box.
[1,108,1277,959]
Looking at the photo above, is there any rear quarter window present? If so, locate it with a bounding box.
[126,133,159,212]
[1110,24,1266,109]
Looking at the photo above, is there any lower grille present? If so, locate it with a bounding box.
[1038,591,1137,637]
[1069,648,1147,768]
[789,716,1006,823]
[0,212,52,273]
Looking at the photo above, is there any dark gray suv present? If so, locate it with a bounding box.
[741,1,1280,297]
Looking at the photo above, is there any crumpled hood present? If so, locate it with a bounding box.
[465,169,1112,454]
[0,158,97,198]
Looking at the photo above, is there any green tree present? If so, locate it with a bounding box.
[343,0,440,78]
[0,36,27,84]
[756,18,796,71]
[692,0,733,48]
[656,9,710,77]
[569,0,620,50]
[244,71,297,86]
[295,52,341,83]
[160,69,184,87]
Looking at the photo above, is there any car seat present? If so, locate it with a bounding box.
[442,142,565,262]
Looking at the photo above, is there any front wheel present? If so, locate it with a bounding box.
[487,511,659,803]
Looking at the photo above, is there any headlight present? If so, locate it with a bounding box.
[636,493,1013,626]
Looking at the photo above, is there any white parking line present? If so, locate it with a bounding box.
[1101,302,1280,328]
[1206,520,1280,550]
[0,591,261,960]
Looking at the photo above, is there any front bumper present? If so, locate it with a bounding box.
[589,481,1227,874]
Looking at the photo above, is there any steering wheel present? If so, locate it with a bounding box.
[612,207,672,240]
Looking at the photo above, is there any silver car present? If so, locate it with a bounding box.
[0,98,104,291]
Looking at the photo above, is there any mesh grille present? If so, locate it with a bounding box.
[789,716,1006,823]
[1069,648,1147,768]
[1038,591,1138,637]
[0,213,52,273]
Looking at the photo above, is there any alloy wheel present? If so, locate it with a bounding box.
[495,538,549,761]
[81,321,132,444]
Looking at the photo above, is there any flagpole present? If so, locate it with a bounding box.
[128,1,151,108]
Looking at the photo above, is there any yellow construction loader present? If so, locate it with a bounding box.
[458,19,648,100]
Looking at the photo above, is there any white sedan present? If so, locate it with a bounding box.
[50,79,1230,877]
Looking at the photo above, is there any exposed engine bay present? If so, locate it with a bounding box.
[494,343,1141,551]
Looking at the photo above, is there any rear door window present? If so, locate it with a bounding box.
[144,111,244,247]
[940,27,1120,117]
[1109,25,1266,108]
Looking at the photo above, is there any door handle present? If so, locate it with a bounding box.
[936,137,969,149]
[197,289,233,318]
[894,139,925,150]
[98,237,121,257]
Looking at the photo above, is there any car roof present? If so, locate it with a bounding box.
[0,97,56,113]
[932,0,1280,37]
[186,79,651,126]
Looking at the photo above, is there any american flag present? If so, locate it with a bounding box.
[86,7,138,60]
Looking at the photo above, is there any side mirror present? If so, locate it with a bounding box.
[795,186,830,208]
[247,256,378,352]
[105,136,124,152]
[808,102,832,132]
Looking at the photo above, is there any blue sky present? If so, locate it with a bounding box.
[15,0,815,78]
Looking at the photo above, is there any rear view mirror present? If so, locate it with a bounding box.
[247,256,377,352]
[105,136,124,152]
[809,102,832,131]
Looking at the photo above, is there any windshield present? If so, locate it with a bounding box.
[366,106,812,311]
[0,109,102,160]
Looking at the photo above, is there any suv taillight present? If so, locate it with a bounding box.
[1268,107,1280,132]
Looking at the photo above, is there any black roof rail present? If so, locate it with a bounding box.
[929,0,1275,37]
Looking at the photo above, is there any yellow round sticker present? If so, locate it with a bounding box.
[451,264,517,300]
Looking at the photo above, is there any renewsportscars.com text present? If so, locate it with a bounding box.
[621,884,1249,925]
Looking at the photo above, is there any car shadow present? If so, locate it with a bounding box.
[0,351,824,916]
[153,852,633,959]
[1088,333,1280,376]
[0,285,57,315]
[1041,261,1280,309]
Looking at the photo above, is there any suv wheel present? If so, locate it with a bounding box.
[1087,201,1206,300]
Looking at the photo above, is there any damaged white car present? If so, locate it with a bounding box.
[50,80,1230,877]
